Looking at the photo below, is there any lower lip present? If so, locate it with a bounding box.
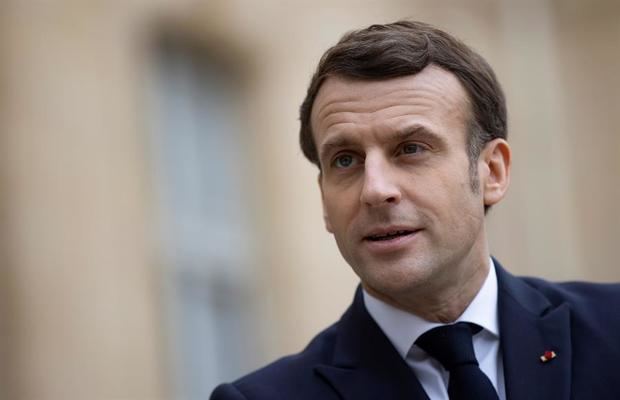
[363,230,421,255]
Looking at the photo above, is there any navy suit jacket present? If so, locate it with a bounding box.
[211,261,620,399]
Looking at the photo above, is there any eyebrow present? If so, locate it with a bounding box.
[319,136,356,156]
[390,125,440,143]
[318,124,441,160]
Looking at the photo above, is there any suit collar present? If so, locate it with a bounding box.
[315,260,573,400]
[314,288,430,400]
[495,259,572,400]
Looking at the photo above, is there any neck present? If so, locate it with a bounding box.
[364,257,490,323]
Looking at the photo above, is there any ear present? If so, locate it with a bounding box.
[479,138,511,207]
[318,173,334,233]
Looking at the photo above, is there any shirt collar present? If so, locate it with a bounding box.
[363,258,499,359]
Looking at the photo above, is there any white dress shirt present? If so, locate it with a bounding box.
[363,258,506,400]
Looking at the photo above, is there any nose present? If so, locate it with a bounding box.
[360,155,402,207]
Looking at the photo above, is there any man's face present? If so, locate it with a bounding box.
[312,65,493,302]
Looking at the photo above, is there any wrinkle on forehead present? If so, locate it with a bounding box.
[315,89,432,120]
[319,101,435,135]
[311,65,471,136]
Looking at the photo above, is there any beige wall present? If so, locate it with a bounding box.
[0,2,169,399]
[0,0,618,398]
[488,0,620,281]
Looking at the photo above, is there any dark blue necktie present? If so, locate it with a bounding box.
[416,322,499,400]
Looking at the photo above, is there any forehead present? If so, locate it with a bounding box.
[310,65,471,144]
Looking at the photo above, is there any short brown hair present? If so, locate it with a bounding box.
[299,20,507,170]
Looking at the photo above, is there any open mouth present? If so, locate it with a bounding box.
[365,230,416,242]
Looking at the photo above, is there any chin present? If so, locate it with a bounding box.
[356,259,434,298]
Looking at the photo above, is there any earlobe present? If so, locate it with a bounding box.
[481,139,511,207]
[318,173,334,233]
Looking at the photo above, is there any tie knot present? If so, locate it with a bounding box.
[416,322,481,371]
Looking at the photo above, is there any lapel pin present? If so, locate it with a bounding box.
[540,350,557,363]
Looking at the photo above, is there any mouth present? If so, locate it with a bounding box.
[363,229,419,242]
[362,227,421,254]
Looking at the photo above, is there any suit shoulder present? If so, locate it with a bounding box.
[213,322,340,399]
[520,276,620,323]
[521,276,620,305]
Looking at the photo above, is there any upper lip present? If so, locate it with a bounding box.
[362,226,420,240]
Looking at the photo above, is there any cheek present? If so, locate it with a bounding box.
[405,174,449,208]
[323,196,352,234]
[414,170,479,219]
[324,185,360,223]
[445,185,485,234]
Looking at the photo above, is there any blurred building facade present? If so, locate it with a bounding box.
[0,1,618,399]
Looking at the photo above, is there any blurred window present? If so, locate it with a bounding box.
[148,36,260,399]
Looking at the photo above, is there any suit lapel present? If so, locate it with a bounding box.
[496,261,572,400]
[314,288,429,400]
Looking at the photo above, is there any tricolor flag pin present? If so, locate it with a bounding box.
[540,350,557,363]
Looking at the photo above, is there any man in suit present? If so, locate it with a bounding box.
[211,20,620,399]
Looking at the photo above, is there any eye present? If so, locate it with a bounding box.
[333,154,357,168]
[402,143,422,154]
